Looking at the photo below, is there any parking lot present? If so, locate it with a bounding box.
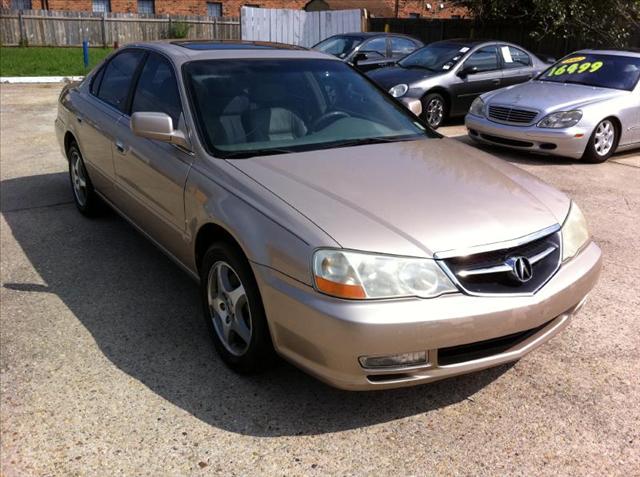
[1,83,638,476]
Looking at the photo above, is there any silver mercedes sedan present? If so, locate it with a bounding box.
[466,50,640,162]
[55,41,601,390]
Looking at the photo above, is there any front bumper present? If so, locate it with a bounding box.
[465,114,590,159]
[254,241,602,390]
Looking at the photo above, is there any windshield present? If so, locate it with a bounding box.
[312,36,363,58]
[538,53,640,91]
[184,59,431,158]
[398,43,470,71]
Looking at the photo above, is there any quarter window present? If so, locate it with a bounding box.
[96,49,145,113]
[464,46,499,72]
[131,53,182,126]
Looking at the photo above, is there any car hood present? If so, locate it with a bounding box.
[367,66,442,90]
[230,138,570,258]
[484,80,627,112]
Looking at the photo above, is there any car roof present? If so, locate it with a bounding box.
[573,49,640,58]
[121,40,338,62]
[323,32,419,40]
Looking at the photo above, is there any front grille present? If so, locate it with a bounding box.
[441,230,561,295]
[438,318,552,365]
[488,105,538,125]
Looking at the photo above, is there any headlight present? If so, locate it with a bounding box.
[389,84,409,98]
[561,202,590,261]
[469,97,485,117]
[537,110,582,128]
[312,249,457,300]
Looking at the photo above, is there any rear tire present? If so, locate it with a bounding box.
[199,242,275,374]
[582,118,618,163]
[422,93,447,129]
[67,142,102,216]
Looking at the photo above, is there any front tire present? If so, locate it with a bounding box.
[422,93,447,129]
[68,142,101,216]
[199,242,275,374]
[582,118,618,163]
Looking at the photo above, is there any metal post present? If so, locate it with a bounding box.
[83,40,89,68]
[101,12,107,48]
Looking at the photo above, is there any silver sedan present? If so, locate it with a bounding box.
[465,49,640,162]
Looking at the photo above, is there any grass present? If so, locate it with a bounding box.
[0,47,113,76]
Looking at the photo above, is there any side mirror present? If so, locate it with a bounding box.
[458,65,479,78]
[400,98,422,117]
[130,112,190,150]
[352,52,368,66]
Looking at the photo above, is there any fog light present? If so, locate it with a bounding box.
[359,351,427,369]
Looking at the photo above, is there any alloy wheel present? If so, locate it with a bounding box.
[207,261,253,356]
[594,119,615,157]
[70,149,88,207]
[425,98,444,127]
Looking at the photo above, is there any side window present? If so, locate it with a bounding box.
[90,66,105,96]
[360,37,387,58]
[97,49,145,112]
[464,46,499,72]
[390,37,418,56]
[131,53,182,126]
[501,46,532,68]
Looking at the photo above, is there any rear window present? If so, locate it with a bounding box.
[539,53,640,91]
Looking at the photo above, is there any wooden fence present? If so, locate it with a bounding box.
[241,6,363,48]
[0,9,240,47]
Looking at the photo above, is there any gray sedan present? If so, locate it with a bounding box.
[367,39,548,129]
[466,50,640,162]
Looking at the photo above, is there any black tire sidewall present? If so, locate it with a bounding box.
[199,242,274,374]
[422,93,446,129]
[68,143,99,215]
[583,119,618,163]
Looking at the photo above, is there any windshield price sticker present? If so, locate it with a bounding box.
[547,61,604,76]
[561,56,586,64]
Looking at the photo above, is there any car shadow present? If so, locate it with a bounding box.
[1,172,511,437]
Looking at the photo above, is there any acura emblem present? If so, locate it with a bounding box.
[509,256,533,283]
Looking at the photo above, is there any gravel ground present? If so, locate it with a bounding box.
[1,84,639,476]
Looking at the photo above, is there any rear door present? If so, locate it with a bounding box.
[499,45,536,87]
[450,45,503,115]
[76,49,145,199]
[111,51,193,259]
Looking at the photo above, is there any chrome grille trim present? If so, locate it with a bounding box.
[436,230,563,297]
[457,244,558,278]
[488,105,539,125]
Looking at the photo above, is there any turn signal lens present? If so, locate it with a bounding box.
[359,351,427,369]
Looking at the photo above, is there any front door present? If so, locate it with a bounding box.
[112,52,194,261]
[451,45,503,116]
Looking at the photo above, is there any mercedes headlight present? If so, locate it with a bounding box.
[469,97,485,117]
[537,110,582,128]
[313,249,457,300]
[561,201,590,261]
[389,83,409,98]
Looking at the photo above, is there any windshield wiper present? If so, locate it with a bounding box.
[315,136,418,150]
[220,147,299,159]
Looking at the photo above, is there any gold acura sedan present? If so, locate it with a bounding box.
[55,41,602,390]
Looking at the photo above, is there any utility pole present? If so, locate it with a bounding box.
[395,0,400,18]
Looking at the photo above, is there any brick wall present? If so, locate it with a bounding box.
[2,0,467,18]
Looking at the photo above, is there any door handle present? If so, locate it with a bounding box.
[115,140,127,154]
[76,115,83,123]
[492,78,501,85]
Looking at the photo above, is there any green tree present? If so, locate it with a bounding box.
[453,0,640,47]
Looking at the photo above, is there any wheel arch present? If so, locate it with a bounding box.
[194,222,248,275]
[63,131,78,158]
[422,87,451,113]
